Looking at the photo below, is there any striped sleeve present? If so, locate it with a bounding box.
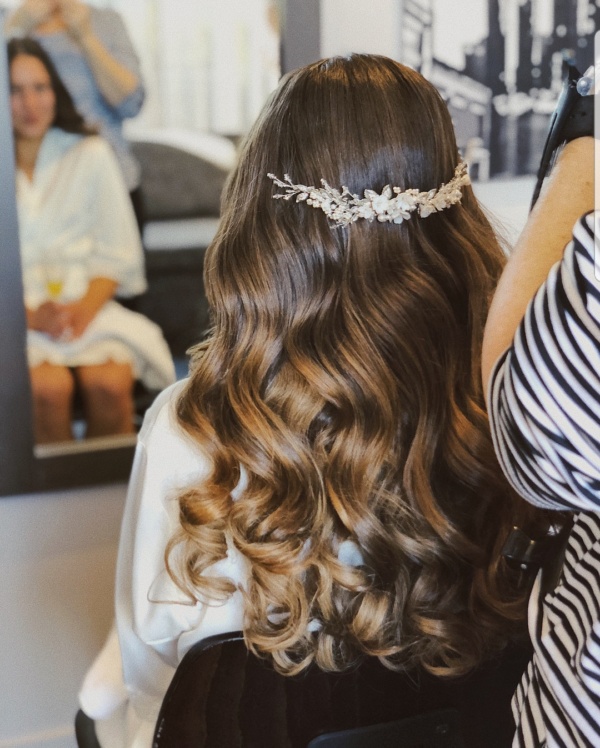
[488,211,600,512]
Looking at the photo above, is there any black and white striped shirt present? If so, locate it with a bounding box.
[489,212,600,748]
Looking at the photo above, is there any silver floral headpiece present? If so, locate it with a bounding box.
[267,161,470,227]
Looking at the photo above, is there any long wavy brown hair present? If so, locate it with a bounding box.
[168,54,545,677]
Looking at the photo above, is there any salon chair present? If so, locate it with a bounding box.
[152,631,530,748]
[74,630,528,748]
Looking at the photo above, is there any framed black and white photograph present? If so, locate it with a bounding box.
[412,0,596,178]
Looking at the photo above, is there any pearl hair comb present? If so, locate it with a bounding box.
[267,161,470,227]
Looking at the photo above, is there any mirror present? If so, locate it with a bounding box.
[0,0,283,494]
[1,22,137,492]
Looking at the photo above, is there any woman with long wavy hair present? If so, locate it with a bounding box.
[79,53,547,747]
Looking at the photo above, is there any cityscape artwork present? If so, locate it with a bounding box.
[405,0,596,178]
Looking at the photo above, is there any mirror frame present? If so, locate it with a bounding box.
[0,1,320,497]
[0,24,37,495]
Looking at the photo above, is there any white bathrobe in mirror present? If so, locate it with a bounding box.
[17,127,175,391]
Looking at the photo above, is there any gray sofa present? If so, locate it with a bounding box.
[127,138,233,357]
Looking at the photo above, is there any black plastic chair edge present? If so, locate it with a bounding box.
[153,631,245,747]
[74,708,102,748]
[307,707,465,748]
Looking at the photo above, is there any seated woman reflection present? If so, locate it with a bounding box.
[8,38,175,445]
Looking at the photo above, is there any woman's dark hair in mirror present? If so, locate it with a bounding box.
[7,36,96,136]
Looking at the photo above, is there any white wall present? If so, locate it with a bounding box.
[320,0,402,59]
[0,484,126,748]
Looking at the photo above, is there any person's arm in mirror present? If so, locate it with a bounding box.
[481,136,595,395]
[63,276,119,339]
[3,0,53,35]
[27,277,119,341]
[57,0,140,108]
[6,0,143,109]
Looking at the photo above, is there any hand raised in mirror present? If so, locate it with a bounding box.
[6,0,55,34]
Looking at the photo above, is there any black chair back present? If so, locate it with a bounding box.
[153,631,530,748]
[307,710,462,747]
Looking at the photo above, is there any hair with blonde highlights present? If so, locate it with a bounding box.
[168,54,545,677]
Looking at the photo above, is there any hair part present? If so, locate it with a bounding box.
[7,37,96,136]
[169,54,547,677]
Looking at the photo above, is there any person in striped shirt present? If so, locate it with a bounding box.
[482,136,599,746]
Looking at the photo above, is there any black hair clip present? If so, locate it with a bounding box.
[502,521,574,593]
[502,527,550,575]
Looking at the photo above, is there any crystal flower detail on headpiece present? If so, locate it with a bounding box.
[267,161,470,227]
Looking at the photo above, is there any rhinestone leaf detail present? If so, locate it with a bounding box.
[267,161,470,228]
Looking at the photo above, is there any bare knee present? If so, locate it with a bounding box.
[76,363,135,437]
[29,365,75,443]
[30,364,75,410]
[77,364,134,405]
